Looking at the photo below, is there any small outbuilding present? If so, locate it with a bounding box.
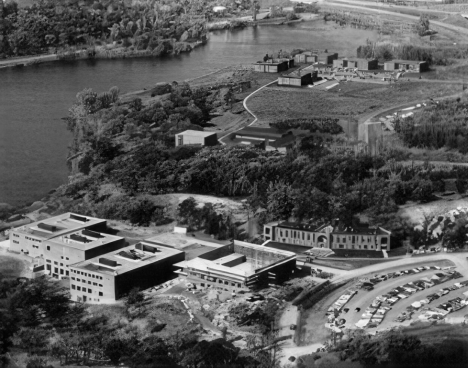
[317,52,339,65]
[175,130,218,147]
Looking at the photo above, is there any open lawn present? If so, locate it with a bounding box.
[247,81,462,128]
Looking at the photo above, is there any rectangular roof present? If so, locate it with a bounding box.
[389,60,425,65]
[70,241,184,275]
[14,213,106,240]
[236,126,284,139]
[176,130,217,137]
[47,229,124,251]
[174,240,295,278]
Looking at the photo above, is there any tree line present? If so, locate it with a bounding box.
[394,98,468,153]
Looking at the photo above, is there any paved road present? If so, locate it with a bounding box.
[323,0,468,36]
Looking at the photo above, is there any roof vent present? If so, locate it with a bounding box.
[70,214,88,222]
[99,258,117,267]
[38,223,57,232]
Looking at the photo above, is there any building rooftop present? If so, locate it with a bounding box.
[14,213,106,240]
[176,130,217,137]
[47,229,124,251]
[278,221,327,232]
[282,69,313,78]
[71,241,184,275]
[174,240,295,278]
[236,126,285,140]
[332,226,390,236]
[389,60,425,65]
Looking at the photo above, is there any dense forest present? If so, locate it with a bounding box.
[0,0,209,57]
[394,98,468,153]
[47,82,468,249]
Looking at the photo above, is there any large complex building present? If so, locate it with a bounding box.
[234,126,309,146]
[264,222,391,252]
[9,213,107,258]
[174,240,296,292]
[175,130,218,147]
[69,241,184,303]
[44,229,126,279]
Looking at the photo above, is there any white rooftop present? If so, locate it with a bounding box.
[176,130,217,137]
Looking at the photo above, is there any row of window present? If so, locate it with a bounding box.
[71,269,103,280]
[12,240,19,244]
[71,277,103,287]
[26,236,41,242]
[13,234,19,238]
[189,272,241,288]
[71,284,103,296]
[337,244,375,249]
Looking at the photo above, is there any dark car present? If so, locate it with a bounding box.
[290,324,297,330]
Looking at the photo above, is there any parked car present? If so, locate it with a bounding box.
[290,324,297,330]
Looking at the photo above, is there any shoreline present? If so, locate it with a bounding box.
[0,39,208,70]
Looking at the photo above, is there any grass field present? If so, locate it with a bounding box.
[247,81,462,128]
[312,258,393,270]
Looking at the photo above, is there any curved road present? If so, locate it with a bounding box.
[279,251,468,363]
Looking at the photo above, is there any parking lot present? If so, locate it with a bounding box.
[330,266,468,332]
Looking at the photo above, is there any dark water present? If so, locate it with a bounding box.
[0,20,378,207]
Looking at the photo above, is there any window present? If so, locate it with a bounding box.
[339,244,344,249]
[99,292,103,297]
[60,269,64,275]
[92,275,95,278]
[66,257,69,260]
[13,240,19,244]
[46,246,50,251]
[93,282,97,286]
[88,289,92,294]
[72,284,76,290]
[54,268,58,273]
[77,278,80,282]
[88,281,91,284]
[265,228,270,235]
[72,277,75,280]
[46,259,51,263]
[66,271,69,276]
[54,261,58,265]
[99,284,103,287]
[381,238,388,244]
[46,265,51,271]
[60,263,63,266]
[13,234,19,238]
[61,256,63,259]
[77,286,81,291]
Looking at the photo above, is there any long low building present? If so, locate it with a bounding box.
[264,221,391,252]
[174,240,297,292]
[10,213,107,258]
[384,60,428,73]
[69,241,184,303]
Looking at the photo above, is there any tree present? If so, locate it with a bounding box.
[443,217,468,250]
[177,197,201,230]
[126,287,145,307]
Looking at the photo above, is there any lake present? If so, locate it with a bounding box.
[0,20,378,207]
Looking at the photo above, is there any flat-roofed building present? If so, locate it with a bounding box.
[384,60,428,73]
[69,241,185,303]
[264,222,391,251]
[44,229,126,279]
[278,69,318,87]
[175,130,218,147]
[9,213,107,258]
[253,58,293,73]
[174,240,296,292]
